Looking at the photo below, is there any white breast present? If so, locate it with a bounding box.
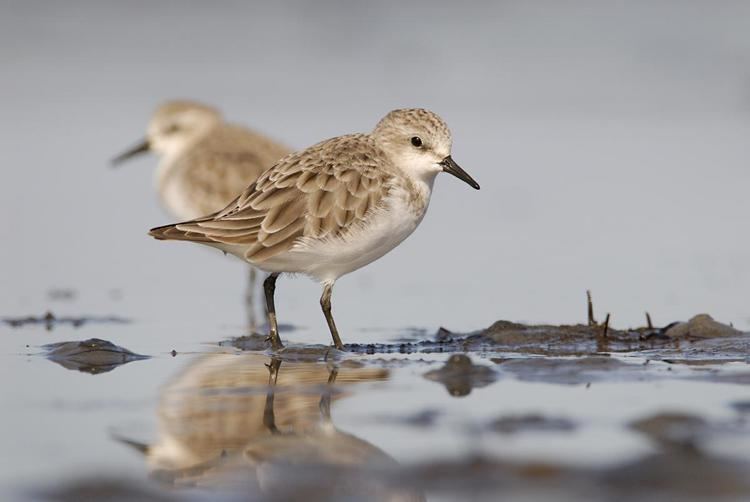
[260,184,432,283]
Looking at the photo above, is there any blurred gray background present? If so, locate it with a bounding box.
[2,0,749,334]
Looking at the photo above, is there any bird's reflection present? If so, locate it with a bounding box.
[118,353,422,500]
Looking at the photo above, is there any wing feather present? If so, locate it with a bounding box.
[149,134,394,263]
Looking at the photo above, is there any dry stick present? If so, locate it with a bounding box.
[602,313,611,338]
[587,290,597,326]
[645,312,653,329]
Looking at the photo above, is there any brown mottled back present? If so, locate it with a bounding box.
[151,134,396,263]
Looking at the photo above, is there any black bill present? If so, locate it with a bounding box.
[440,156,480,190]
[110,139,150,166]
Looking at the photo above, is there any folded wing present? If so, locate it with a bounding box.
[149,134,393,263]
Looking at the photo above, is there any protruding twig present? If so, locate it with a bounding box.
[645,312,653,329]
[602,313,611,338]
[587,290,597,326]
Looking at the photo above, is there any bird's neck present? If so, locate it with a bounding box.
[397,170,435,216]
[152,132,207,188]
[154,148,187,190]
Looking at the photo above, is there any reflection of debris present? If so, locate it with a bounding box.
[663,314,742,339]
[35,477,173,501]
[602,451,750,500]
[497,356,634,385]
[3,312,129,330]
[630,412,706,450]
[424,354,497,397]
[47,288,77,302]
[629,410,750,463]
[491,415,576,434]
[660,358,746,366]
[375,409,441,428]
[698,372,750,385]
[640,335,750,365]
[44,338,149,374]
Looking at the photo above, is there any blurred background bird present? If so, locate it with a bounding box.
[112,100,292,328]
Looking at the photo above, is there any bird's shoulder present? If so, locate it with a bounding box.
[220,134,396,222]
[258,133,395,184]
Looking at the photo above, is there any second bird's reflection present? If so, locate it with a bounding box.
[120,353,422,500]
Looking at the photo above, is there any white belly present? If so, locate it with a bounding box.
[259,186,430,283]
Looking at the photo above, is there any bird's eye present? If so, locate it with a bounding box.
[164,125,180,135]
[410,136,423,148]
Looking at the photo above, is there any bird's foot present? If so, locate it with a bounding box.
[264,333,284,351]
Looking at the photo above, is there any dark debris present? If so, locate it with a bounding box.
[43,338,149,374]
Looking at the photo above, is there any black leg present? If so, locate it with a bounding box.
[245,267,258,332]
[320,282,344,350]
[263,273,283,350]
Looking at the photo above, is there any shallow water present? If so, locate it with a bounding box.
[2,316,749,501]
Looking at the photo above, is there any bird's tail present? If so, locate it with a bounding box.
[148,221,214,243]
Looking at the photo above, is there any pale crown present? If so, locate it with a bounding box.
[147,101,222,157]
[371,108,453,182]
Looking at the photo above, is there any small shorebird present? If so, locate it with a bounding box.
[149,108,480,350]
[112,100,291,325]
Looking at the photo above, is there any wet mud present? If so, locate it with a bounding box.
[221,309,748,365]
[465,313,748,357]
